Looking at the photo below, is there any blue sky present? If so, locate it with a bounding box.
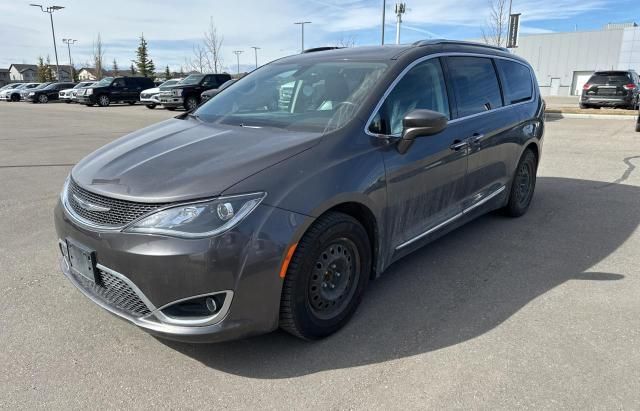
[0,0,637,73]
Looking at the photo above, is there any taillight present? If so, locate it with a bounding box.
[583,83,591,90]
[623,84,637,90]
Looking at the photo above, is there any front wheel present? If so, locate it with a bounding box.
[128,101,136,105]
[38,94,48,104]
[11,94,20,102]
[146,104,156,109]
[184,96,199,111]
[97,95,110,107]
[279,212,371,340]
[503,149,538,217]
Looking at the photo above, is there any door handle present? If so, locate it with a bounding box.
[470,133,485,144]
[449,140,469,151]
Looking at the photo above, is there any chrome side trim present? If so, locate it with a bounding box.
[364,52,537,138]
[462,185,506,215]
[395,185,506,250]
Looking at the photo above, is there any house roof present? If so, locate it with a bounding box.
[0,68,9,73]
[10,64,37,72]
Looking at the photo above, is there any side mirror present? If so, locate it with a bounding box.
[397,109,448,154]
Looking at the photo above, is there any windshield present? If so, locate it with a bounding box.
[195,61,389,133]
[74,82,90,88]
[160,79,180,87]
[94,77,114,87]
[33,83,49,90]
[181,74,204,85]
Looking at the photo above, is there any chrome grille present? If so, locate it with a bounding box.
[66,179,169,228]
[72,268,152,317]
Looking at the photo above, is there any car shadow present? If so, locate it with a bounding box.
[161,177,637,378]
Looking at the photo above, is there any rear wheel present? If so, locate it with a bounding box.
[279,212,371,340]
[38,94,48,104]
[97,95,110,107]
[184,96,199,111]
[10,94,19,102]
[503,149,537,217]
[146,104,156,109]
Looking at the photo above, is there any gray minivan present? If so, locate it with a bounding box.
[55,40,544,342]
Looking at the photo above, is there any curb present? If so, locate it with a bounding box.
[545,112,637,120]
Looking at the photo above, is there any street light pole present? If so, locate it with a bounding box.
[30,4,64,81]
[232,50,244,75]
[62,38,77,78]
[294,21,311,53]
[381,0,386,45]
[251,46,260,69]
[395,3,406,45]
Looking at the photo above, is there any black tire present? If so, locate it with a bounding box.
[38,94,48,104]
[635,122,640,132]
[184,96,199,111]
[128,101,136,105]
[146,104,156,109]
[503,149,538,217]
[65,100,71,104]
[279,212,371,340]
[165,107,177,111]
[10,94,19,102]
[97,94,110,107]
[579,103,589,109]
[85,104,94,107]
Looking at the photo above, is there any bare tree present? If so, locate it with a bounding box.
[92,33,106,79]
[481,0,509,47]
[336,35,357,48]
[186,44,207,73]
[203,17,224,73]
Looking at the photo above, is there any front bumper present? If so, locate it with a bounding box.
[77,95,97,104]
[140,94,161,105]
[54,199,307,342]
[160,96,183,108]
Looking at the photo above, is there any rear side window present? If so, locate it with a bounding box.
[369,58,450,135]
[202,76,219,87]
[496,60,533,104]
[446,57,503,118]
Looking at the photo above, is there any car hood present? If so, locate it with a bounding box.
[71,117,322,203]
[142,87,160,94]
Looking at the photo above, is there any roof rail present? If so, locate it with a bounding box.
[412,39,509,52]
[302,46,345,53]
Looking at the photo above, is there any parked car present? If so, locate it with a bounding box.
[59,82,95,103]
[21,82,53,101]
[76,76,156,107]
[580,70,639,109]
[200,79,236,103]
[140,78,183,109]
[1,83,39,101]
[636,110,640,132]
[159,73,231,111]
[0,83,25,99]
[27,82,76,103]
[55,40,544,343]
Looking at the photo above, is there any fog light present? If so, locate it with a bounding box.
[160,293,226,318]
[205,296,217,313]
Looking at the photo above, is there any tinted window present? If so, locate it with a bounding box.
[202,76,219,87]
[496,59,533,104]
[112,78,125,87]
[369,59,449,135]
[589,73,631,85]
[447,57,503,118]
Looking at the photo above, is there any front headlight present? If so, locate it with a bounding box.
[124,192,266,238]
[86,88,93,95]
[172,88,183,96]
[28,92,35,96]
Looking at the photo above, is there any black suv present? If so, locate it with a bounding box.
[27,82,76,103]
[77,76,155,107]
[55,40,544,342]
[160,73,231,110]
[581,70,639,109]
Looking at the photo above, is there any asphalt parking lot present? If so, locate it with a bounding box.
[1,102,639,409]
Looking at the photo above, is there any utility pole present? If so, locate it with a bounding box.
[381,0,386,45]
[395,3,406,45]
[232,50,243,75]
[62,38,76,75]
[251,46,260,69]
[30,4,64,81]
[294,21,312,53]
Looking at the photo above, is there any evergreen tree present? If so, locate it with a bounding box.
[134,34,155,77]
[71,66,79,82]
[45,55,54,81]
[112,59,119,76]
[36,57,47,82]
[164,65,171,80]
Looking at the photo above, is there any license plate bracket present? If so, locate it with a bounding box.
[66,240,97,282]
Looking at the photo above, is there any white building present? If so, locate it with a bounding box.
[513,22,640,96]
